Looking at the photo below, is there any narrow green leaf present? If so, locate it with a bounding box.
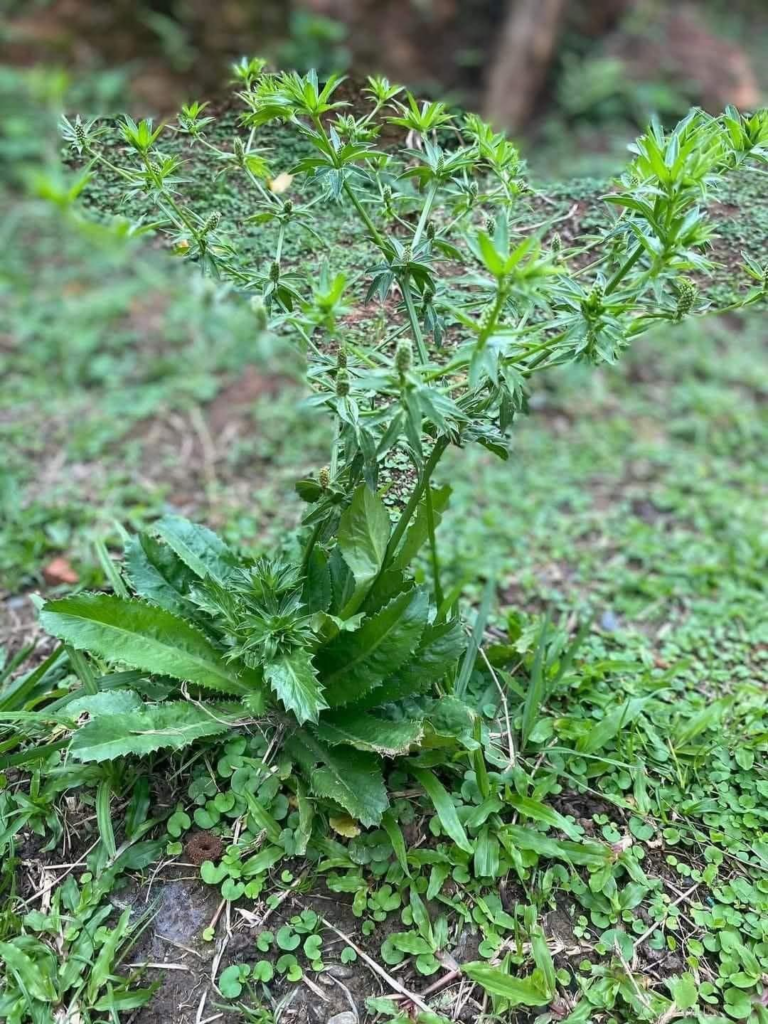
[506,795,581,840]
[391,932,432,955]
[530,924,556,997]
[0,941,57,1002]
[410,767,473,854]
[265,650,327,725]
[382,810,411,877]
[241,845,284,877]
[455,576,494,699]
[409,888,435,946]
[66,646,98,695]
[295,777,313,857]
[87,908,131,1004]
[392,485,451,571]
[315,710,423,755]
[0,740,69,770]
[521,612,550,751]
[577,697,650,755]
[125,776,151,839]
[96,779,117,859]
[462,962,550,1007]
[92,986,157,1012]
[474,826,500,878]
[0,645,65,713]
[243,792,282,844]
[41,594,259,696]
[501,824,611,868]
[94,538,129,598]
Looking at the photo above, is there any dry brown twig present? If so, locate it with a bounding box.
[320,917,432,1014]
[632,882,700,957]
[478,643,516,767]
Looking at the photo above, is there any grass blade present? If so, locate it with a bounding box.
[94,539,129,598]
[410,767,473,854]
[521,611,550,751]
[96,778,117,859]
[455,575,494,699]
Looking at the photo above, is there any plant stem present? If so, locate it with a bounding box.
[329,416,340,479]
[477,283,508,348]
[342,180,386,250]
[91,151,135,183]
[275,222,285,262]
[425,481,444,607]
[400,276,429,364]
[412,180,438,248]
[605,243,643,295]
[385,437,449,567]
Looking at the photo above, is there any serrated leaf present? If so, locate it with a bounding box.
[462,962,551,1007]
[337,484,390,601]
[125,532,197,616]
[70,702,243,762]
[65,690,143,720]
[288,735,388,827]
[314,710,423,755]
[153,515,236,582]
[360,568,410,616]
[328,547,356,614]
[348,617,466,710]
[318,590,428,706]
[411,767,473,854]
[312,749,388,827]
[41,594,258,696]
[265,650,327,725]
[506,795,581,840]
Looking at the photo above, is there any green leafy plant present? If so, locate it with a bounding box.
[28,68,766,840]
[0,889,155,1024]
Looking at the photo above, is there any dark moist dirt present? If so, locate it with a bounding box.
[120,877,417,1024]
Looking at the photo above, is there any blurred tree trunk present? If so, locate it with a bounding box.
[483,0,568,133]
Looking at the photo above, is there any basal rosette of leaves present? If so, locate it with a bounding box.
[36,70,767,830]
[39,504,469,828]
